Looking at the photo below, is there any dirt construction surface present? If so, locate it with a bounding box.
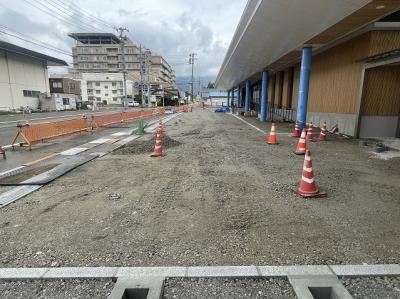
[0,110,399,267]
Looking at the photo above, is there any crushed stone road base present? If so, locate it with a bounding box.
[0,110,399,267]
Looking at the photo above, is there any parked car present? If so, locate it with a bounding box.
[127,100,140,107]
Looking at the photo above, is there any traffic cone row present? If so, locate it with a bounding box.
[265,120,329,198]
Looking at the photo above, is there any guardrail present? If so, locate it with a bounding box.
[267,104,295,122]
[11,117,88,151]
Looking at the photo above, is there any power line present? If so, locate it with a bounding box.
[21,0,99,32]
[39,0,104,32]
[44,0,114,31]
[0,28,72,61]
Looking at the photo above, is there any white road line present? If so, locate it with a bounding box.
[231,114,267,135]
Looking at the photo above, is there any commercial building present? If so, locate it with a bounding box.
[43,78,81,111]
[216,1,400,138]
[201,88,229,106]
[0,40,67,111]
[79,73,132,105]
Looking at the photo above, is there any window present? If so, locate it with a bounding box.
[96,90,100,94]
[112,82,116,87]
[96,97,101,102]
[112,90,117,94]
[104,85,108,89]
[105,93,108,97]
[95,82,100,86]
[23,90,40,97]
[69,83,75,89]
[62,98,70,105]
[113,97,118,102]
[52,82,62,88]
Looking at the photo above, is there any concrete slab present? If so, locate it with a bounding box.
[0,185,42,207]
[60,147,89,156]
[0,268,48,280]
[42,267,118,279]
[330,264,400,277]
[289,275,353,299]
[108,276,164,299]
[89,138,111,144]
[111,132,130,137]
[0,166,26,179]
[187,266,259,277]
[259,265,334,277]
[116,267,186,277]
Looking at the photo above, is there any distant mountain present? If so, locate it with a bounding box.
[175,75,217,94]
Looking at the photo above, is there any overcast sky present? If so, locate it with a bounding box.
[0,0,246,79]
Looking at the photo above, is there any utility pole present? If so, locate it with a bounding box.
[189,53,196,103]
[116,27,129,108]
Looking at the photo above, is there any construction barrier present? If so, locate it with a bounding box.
[92,108,165,130]
[0,146,5,159]
[11,117,88,151]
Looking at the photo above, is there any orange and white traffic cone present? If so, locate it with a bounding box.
[295,149,326,198]
[306,122,314,142]
[294,129,307,155]
[150,131,164,157]
[157,119,164,134]
[267,122,279,145]
[319,121,327,141]
[292,122,300,138]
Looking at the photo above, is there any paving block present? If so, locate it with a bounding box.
[116,267,186,277]
[0,268,48,280]
[187,266,259,277]
[330,264,400,277]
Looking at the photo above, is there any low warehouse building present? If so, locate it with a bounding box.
[216,0,400,138]
[0,40,68,111]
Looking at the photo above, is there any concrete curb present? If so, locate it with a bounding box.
[0,264,398,280]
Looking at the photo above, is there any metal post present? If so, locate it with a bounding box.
[227,90,230,107]
[260,70,269,122]
[245,80,251,112]
[297,47,312,129]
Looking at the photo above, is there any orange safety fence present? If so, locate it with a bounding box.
[0,146,5,159]
[11,117,88,151]
[92,108,165,130]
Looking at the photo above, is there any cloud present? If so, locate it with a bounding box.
[0,0,246,79]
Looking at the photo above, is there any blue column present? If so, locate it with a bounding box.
[297,47,312,129]
[245,80,251,112]
[260,70,269,122]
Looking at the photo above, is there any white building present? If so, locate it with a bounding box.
[80,73,133,105]
[0,40,68,111]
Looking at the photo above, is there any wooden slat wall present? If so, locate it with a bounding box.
[362,65,400,116]
[292,65,300,110]
[268,74,276,104]
[274,72,283,106]
[282,68,293,108]
[306,33,371,114]
[368,31,400,58]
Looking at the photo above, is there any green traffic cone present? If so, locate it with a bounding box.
[136,120,145,135]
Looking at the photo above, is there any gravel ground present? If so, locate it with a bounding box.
[340,276,400,299]
[0,109,399,267]
[0,279,115,299]
[162,277,296,299]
